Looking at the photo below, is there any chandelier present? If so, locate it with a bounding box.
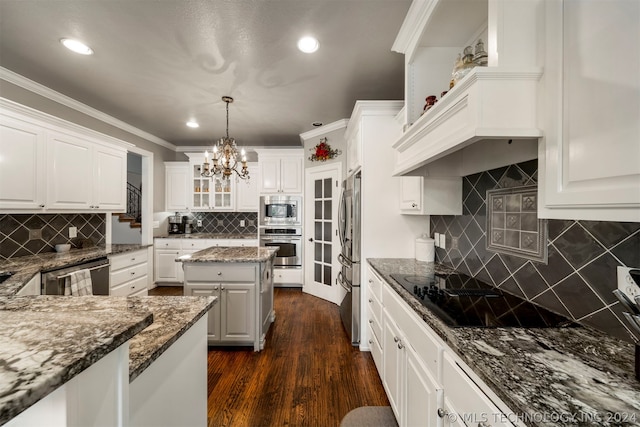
[202,96,249,182]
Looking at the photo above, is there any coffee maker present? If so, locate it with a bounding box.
[168,213,184,234]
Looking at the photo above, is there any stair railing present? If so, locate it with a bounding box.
[127,182,142,222]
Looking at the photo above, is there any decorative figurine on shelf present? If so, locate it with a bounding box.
[309,137,342,161]
[473,38,488,66]
[453,45,477,86]
[450,53,462,89]
[423,95,438,114]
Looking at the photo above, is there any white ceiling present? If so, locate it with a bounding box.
[0,0,411,148]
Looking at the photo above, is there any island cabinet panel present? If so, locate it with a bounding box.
[183,262,271,351]
[130,317,207,427]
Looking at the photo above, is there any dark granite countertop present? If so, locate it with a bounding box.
[179,246,278,263]
[0,294,215,425]
[0,244,151,296]
[368,258,640,427]
[155,233,257,240]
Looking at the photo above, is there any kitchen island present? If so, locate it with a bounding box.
[180,246,278,351]
[0,295,215,426]
[367,258,640,427]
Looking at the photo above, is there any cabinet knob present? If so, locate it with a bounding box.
[397,341,404,349]
[130,272,136,275]
[221,286,225,291]
[437,408,448,419]
[393,336,399,343]
[131,258,136,261]
[369,339,373,345]
[368,298,373,303]
[369,319,373,324]
[217,271,222,276]
[39,204,45,208]
[95,205,99,209]
[132,285,136,289]
[368,279,372,283]
[411,203,417,208]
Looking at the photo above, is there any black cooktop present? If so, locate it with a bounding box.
[390,272,576,328]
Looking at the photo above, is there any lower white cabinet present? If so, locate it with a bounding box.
[109,249,149,296]
[183,262,273,351]
[376,263,518,427]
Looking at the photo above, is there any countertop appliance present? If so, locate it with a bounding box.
[259,227,302,269]
[168,213,184,234]
[338,171,361,345]
[41,257,110,295]
[259,195,301,226]
[390,272,576,328]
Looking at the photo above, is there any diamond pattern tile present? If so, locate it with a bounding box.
[429,158,640,343]
[188,212,258,234]
[0,214,105,260]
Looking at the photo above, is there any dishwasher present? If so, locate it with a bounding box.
[41,257,110,295]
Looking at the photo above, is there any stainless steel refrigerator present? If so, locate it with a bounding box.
[338,171,361,345]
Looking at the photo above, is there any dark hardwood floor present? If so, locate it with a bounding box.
[150,286,389,426]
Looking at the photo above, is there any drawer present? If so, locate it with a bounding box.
[443,352,516,426]
[273,268,302,284]
[184,264,256,283]
[366,266,382,301]
[367,293,382,325]
[227,239,258,247]
[367,324,383,375]
[109,249,148,271]
[111,276,147,297]
[181,239,213,250]
[155,239,182,250]
[111,263,148,288]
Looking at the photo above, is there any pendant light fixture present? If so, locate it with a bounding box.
[202,96,249,182]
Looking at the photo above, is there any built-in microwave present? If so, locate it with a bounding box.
[259,195,301,226]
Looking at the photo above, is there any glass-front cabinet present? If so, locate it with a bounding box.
[187,153,235,211]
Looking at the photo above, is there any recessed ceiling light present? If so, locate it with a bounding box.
[312,121,323,127]
[297,36,319,53]
[186,121,199,128]
[60,38,93,55]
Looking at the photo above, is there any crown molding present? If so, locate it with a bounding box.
[174,145,296,153]
[299,119,349,142]
[0,66,177,151]
[391,0,436,56]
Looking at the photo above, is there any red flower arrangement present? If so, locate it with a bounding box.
[309,138,341,162]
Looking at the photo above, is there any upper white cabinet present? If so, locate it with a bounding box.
[47,132,126,211]
[399,176,462,215]
[235,164,259,211]
[345,125,361,175]
[164,162,190,212]
[255,149,303,194]
[539,0,640,222]
[0,100,128,213]
[391,0,543,176]
[0,114,46,209]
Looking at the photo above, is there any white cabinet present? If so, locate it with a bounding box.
[345,124,361,175]
[0,114,46,210]
[365,266,384,375]
[164,162,190,212]
[539,0,640,222]
[154,239,183,284]
[1,101,128,213]
[399,176,462,215]
[183,264,258,348]
[46,131,126,212]
[255,149,303,194]
[185,154,236,211]
[109,249,149,296]
[235,164,259,211]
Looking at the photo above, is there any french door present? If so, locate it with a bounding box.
[304,163,342,304]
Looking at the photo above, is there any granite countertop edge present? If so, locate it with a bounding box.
[128,296,217,382]
[178,246,279,264]
[154,233,257,240]
[367,258,640,427]
[0,244,151,296]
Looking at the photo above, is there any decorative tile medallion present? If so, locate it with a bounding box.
[486,185,547,262]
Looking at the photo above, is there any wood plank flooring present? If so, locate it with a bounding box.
[150,286,389,426]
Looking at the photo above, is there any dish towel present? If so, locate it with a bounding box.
[64,269,93,296]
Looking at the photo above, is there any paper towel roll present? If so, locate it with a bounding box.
[415,235,435,262]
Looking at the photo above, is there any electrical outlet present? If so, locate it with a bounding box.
[240,220,246,227]
[434,233,441,248]
[28,229,42,240]
[451,236,459,250]
[617,267,640,301]
[439,233,446,249]
[196,220,203,227]
[68,226,77,238]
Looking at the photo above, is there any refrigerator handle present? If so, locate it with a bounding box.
[338,253,352,268]
[337,271,352,292]
[338,185,346,247]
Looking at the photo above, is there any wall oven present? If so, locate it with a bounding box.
[259,227,302,268]
[259,195,301,226]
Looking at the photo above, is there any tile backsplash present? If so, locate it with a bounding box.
[0,214,106,260]
[186,212,258,234]
[430,159,640,342]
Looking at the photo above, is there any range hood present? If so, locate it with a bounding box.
[392,66,543,176]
